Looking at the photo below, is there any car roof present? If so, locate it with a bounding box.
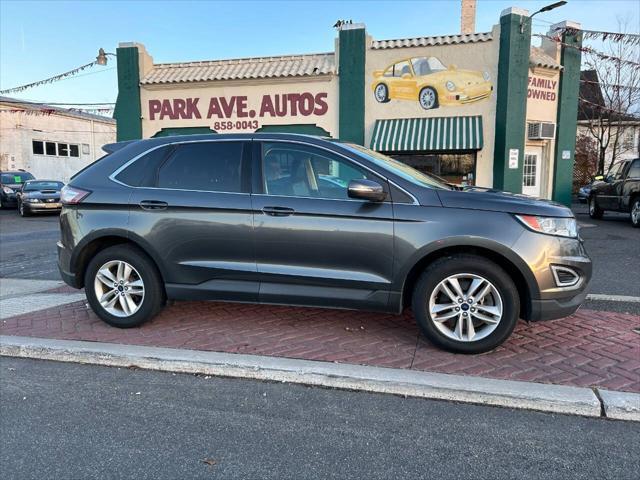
[102,133,333,153]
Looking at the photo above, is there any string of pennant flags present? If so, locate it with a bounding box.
[578,96,640,120]
[0,61,97,95]
[534,34,640,69]
[1,107,114,116]
[579,78,640,92]
[560,28,640,47]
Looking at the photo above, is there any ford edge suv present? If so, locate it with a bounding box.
[57,134,592,353]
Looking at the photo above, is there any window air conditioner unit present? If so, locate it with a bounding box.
[528,122,555,140]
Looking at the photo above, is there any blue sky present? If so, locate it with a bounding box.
[1,0,638,108]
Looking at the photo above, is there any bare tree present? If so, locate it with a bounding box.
[579,19,640,174]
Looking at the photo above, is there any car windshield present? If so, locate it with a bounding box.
[1,172,34,184]
[23,181,64,191]
[411,57,447,76]
[335,142,451,190]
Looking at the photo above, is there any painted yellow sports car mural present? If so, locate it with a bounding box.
[372,56,493,110]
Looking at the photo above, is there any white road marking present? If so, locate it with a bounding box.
[0,293,86,320]
[586,294,640,303]
[0,278,65,300]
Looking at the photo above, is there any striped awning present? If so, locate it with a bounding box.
[370,116,483,152]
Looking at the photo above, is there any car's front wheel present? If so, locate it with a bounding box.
[631,197,640,228]
[589,195,604,219]
[18,200,29,217]
[412,255,519,354]
[418,87,439,110]
[84,245,165,328]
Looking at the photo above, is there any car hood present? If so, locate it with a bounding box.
[437,187,573,217]
[2,183,22,191]
[23,190,60,199]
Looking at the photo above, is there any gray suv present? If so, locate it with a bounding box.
[58,134,591,353]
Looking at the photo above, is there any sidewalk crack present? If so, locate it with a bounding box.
[409,333,419,369]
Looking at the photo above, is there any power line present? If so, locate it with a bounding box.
[0,99,115,106]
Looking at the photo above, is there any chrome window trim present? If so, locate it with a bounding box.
[108,137,419,205]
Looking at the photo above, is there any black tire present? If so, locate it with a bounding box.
[373,83,390,103]
[588,195,604,219]
[19,200,30,217]
[631,197,640,228]
[411,254,519,354]
[418,86,439,110]
[84,244,165,328]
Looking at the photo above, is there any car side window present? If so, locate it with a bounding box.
[115,146,172,187]
[260,142,386,201]
[627,160,640,179]
[394,61,412,78]
[157,142,244,193]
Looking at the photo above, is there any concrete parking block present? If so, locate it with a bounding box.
[598,389,640,422]
[0,335,603,418]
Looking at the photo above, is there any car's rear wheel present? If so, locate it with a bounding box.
[588,195,604,219]
[84,245,165,328]
[419,87,438,110]
[411,255,519,354]
[374,83,390,103]
[631,198,640,228]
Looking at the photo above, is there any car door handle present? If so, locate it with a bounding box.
[262,206,295,217]
[139,200,168,211]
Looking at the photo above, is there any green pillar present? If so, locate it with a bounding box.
[338,25,366,145]
[552,22,582,206]
[493,8,531,193]
[113,45,142,141]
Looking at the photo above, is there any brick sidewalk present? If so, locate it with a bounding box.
[2,295,639,393]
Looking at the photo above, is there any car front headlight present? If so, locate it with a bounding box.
[483,71,490,81]
[445,81,456,92]
[26,198,40,203]
[516,215,578,238]
[2,186,13,194]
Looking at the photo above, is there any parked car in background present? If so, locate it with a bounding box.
[16,180,64,217]
[57,134,591,354]
[0,170,34,208]
[589,158,640,227]
[577,182,592,203]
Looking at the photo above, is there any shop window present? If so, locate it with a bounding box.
[389,152,477,186]
[57,143,69,156]
[32,140,44,155]
[45,142,56,156]
[523,155,537,187]
[69,145,80,157]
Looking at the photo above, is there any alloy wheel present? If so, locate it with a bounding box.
[632,200,640,225]
[419,88,436,109]
[428,273,503,342]
[375,84,387,102]
[93,260,145,317]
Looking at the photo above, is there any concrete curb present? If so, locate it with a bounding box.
[598,389,640,422]
[0,335,608,418]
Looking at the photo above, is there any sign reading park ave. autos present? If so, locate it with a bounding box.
[147,92,329,131]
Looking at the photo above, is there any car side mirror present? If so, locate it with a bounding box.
[348,179,386,202]
[448,64,457,70]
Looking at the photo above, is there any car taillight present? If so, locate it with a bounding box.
[60,185,90,205]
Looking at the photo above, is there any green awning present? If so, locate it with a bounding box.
[370,116,484,152]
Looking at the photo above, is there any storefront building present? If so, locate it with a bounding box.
[114,6,582,205]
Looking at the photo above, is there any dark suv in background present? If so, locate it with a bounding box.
[589,158,640,227]
[0,170,34,208]
[57,134,591,353]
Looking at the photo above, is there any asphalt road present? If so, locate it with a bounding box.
[0,204,638,313]
[1,357,638,480]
